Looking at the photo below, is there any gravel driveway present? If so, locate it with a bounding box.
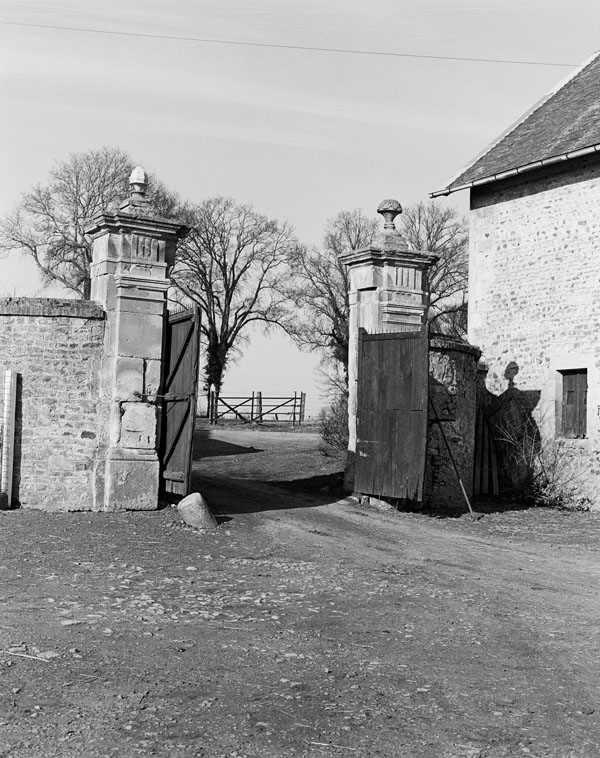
[0,425,599,757]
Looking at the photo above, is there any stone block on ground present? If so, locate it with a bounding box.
[104,452,159,511]
[177,492,218,529]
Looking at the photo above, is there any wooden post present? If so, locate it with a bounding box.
[256,391,262,423]
[293,391,298,426]
[300,392,306,423]
[251,391,255,421]
[209,389,217,425]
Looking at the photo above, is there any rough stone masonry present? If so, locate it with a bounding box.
[469,155,600,508]
[0,299,105,510]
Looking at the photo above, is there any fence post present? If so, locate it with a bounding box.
[0,369,17,509]
[300,392,306,424]
[209,389,216,425]
[256,391,262,423]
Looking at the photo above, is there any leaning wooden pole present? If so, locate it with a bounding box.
[428,395,478,521]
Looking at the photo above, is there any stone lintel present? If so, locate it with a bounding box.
[115,273,170,294]
[382,301,427,319]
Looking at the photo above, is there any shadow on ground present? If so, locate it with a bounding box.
[395,495,556,520]
[192,430,263,459]
[191,472,346,518]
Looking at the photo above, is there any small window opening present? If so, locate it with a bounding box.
[559,369,587,439]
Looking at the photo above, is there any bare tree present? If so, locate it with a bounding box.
[171,196,297,396]
[284,209,378,384]
[400,201,468,338]
[0,147,184,298]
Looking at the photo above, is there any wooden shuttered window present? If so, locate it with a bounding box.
[560,369,587,439]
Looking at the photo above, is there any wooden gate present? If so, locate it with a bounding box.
[159,307,200,496]
[355,329,428,500]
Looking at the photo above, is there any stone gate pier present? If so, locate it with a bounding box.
[86,167,188,511]
[341,200,481,510]
[0,169,187,511]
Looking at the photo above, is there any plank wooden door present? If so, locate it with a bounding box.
[355,329,428,500]
[159,307,200,496]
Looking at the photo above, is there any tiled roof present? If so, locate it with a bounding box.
[432,51,600,196]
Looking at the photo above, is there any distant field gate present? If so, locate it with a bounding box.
[159,307,201,496]
[355,328,428,501]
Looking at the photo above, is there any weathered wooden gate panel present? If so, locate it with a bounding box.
[159,307,200,496]
[355,330,428,500]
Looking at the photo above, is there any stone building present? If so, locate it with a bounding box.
[432,50,600,507]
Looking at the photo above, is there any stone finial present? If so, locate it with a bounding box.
[129,166,148,198]
[377,199,403,230]
[118,166,151,213]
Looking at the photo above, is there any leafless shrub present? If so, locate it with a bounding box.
[497,420,591,510]
[318,395,348,458]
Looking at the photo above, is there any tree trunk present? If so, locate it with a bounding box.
[82,277,91,300]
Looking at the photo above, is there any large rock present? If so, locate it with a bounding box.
[177,492,217,529]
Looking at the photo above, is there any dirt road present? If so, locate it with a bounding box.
[1,426,599,757]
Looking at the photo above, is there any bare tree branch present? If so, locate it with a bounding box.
[281,209,378,387]
[0,147,185,298]
[171,196,297,396]
[400,201,468,338]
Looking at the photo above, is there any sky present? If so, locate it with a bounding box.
[1,0,599,415]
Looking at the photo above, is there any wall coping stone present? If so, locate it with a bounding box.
[0,298,105,319]
[430,335,481,359]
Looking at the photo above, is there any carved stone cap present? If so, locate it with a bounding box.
[377,199,403,230]
[85,211,189,241]
[338,246,438,269]
[338,198,438,268]
[373,197,408,250]
[86,166,189,239]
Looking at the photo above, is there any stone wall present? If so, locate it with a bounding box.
[424,337,481,509]
[469,155,600,507]
[0,299,105,511]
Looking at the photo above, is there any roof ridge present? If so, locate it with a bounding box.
[432,49,600,197]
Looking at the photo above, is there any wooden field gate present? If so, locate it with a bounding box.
[355,329,428,501]
[159,307,201,496]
